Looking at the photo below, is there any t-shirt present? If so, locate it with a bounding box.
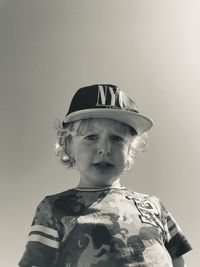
[19,186,192,267]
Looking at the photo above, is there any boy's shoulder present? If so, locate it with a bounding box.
[46,188,76,197]
[124,187,159,199]
[123,187,162,207]
[42,188,77,203]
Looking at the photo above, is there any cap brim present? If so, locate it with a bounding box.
[62,109,153,135]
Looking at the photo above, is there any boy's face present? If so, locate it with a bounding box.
[71,118,135,188]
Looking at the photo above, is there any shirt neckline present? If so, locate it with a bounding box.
[74,185,126,192]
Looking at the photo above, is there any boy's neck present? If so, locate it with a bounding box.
[76,179,122,189]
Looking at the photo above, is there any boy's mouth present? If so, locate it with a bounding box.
[93,162,114,171]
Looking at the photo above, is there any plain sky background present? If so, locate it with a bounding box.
[0,0,199,266]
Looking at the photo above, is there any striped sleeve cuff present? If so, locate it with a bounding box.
[28,224,60,249]
[167,214,181,239]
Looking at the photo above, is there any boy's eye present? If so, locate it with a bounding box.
[111,135,124,142]
[85,134,98,141]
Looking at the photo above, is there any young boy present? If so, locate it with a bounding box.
[19,84,192,267]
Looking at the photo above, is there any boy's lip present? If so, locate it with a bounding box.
[93,161,114,170]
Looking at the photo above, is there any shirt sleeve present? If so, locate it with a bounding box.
[159,201,192,260]
[18,197,60,267]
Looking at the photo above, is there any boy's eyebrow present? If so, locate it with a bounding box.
[85,129,128,137]
[83,129,97,134]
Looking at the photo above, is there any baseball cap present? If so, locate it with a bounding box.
[62,84,153,135]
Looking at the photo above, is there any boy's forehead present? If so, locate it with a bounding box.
[88,118,130,133]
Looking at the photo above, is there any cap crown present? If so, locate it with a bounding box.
[67,84,139,115]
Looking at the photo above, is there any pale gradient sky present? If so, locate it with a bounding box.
[0,1,199,266]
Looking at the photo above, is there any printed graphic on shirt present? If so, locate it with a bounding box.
[133,197,165,231]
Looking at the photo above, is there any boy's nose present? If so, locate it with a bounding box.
[97,148,111,156]
[97,139,111,156]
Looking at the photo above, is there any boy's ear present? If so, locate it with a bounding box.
[69,155,76,168]
[64,135,74,158]
[64,136,78,169]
